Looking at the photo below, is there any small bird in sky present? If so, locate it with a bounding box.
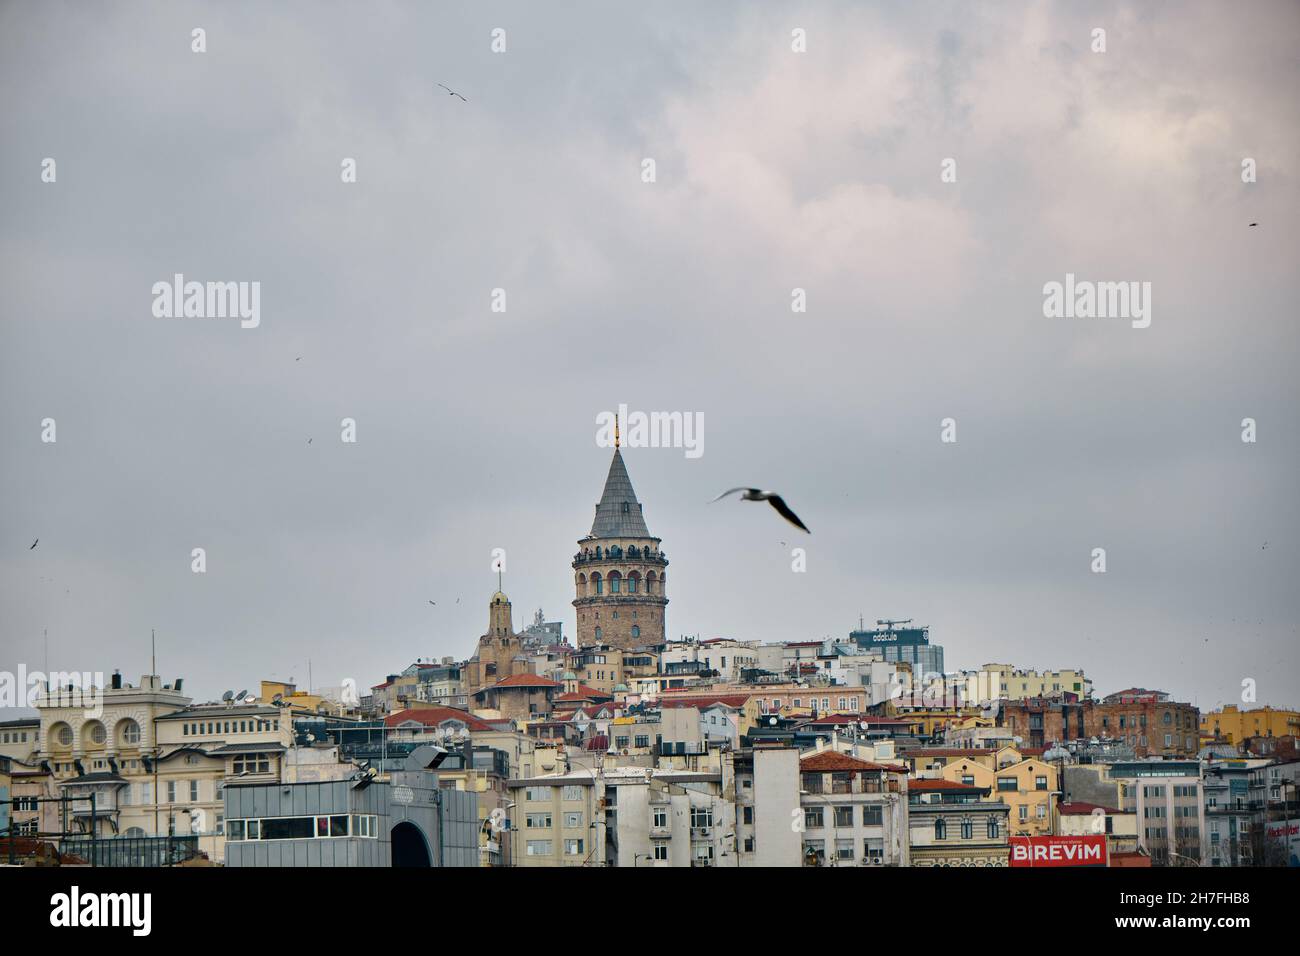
[711,488,810,533]
[428,600,437,606]
[29,538,38,550]
[437,83,467,102]
[306,438,313,444]
[295,356,302,362]
[1262,541,1269,550]
[1249,222,1258,227]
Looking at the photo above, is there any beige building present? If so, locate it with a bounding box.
[33,672,292,862]
[960,663,1091,704]
[940,754,1058,837]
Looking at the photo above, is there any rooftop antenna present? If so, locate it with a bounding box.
[151,628,156,678]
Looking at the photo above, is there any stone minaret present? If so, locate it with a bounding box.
[572,440,668,649]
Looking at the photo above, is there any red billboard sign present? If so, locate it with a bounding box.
[1009,835,1108,867]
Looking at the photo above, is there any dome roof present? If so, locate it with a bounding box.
[491,590,509,603]
[614,683,629,692]
[563,671,577,680]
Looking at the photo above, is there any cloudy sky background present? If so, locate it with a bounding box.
[2,1,1297,713]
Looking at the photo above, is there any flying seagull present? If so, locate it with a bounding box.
[428,600,437,606]
[29,538,38,550]
[306,438,313,444]
[437,83,467,102]
[1249,222,1258,227]
[711,488,810,533]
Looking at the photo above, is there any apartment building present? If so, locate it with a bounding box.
[906,779,1010,866]
[798,750,909,866]
[939,755,1058,837]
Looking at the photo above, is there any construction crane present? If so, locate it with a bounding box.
[875,618,913,635]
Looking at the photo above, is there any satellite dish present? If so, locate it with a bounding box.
[243,696,256,704]
[221,690,234,702]
[235,690,247,700]
[272,693,283,703]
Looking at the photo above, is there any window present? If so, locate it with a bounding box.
[55,725,73,747]
[653,808,668,829]
[631,626,640,638]
[934,819,946,840]
[1019,805,1028,822]
[526,813,552,828]
[834,806,854,827]
[690,807,713,829]
[526,840,552,856]
[987,818,1000,839]
[353,814,378,838]
[804,807,824,829]
[653,843,668,861]
[561,785,584,801]
[1035,776,1048,791]
[190,780,200,802]
[961,820,974,840]
[525,786,550,802]
[119,720,141,745]
[564,838,584,856]
[997,777,1018,792]
[835,839,854,862]
[743,806,754,824]
[862,805,882,826]
[167,781,177,803]
[233,754,271,775]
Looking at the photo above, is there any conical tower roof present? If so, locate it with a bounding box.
[588,448,651,538]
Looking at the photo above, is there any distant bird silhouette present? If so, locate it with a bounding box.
[1249,222,1258,227]
[711,488,810,533]
[1262,541,1269,550]
[438,83,467,102]
[307,438,313,444]
[295,356,302,362]
[29,538,38,550]
[428,600,437,606]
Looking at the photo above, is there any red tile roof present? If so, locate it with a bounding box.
[799,751,907,774]
[384,707,501,732]
[661,695,750,710]
[907,779,983,791]
[1058,801,1121,816]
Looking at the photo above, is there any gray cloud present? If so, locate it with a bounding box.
[2,1,1297,712]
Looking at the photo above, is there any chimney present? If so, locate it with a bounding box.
[111,671,122,690]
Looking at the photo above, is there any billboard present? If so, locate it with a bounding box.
[1009,835,1108,867]
[1264,819,1300,867]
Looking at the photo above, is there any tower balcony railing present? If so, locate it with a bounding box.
[573,593,668,607]
[573,551,669,567]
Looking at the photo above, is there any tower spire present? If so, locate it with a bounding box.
[614,411,620,449]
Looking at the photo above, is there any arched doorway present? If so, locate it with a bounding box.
[390,821,431,867]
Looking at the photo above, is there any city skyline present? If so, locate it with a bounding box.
[3,1,1298,713]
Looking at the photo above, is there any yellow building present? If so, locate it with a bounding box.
[941,755,1058,837]
[1202,705,1300,744]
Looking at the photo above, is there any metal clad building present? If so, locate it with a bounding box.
[224,747,478,867]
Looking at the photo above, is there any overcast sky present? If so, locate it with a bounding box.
[2,1,1297,715]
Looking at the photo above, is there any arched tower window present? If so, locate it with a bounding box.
[592,573,603,595]
[646,571,656,594]
[609,571,621,594]
[594,626,602,641]
[577,573,587,597]
[627,571,640,594]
